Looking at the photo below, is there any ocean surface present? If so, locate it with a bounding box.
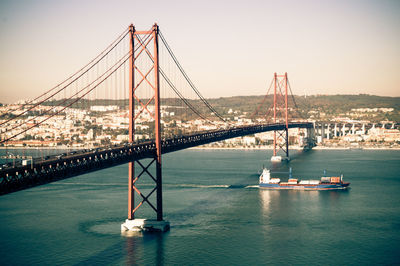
[1,149,400,265]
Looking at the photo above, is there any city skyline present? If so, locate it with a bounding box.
[0,0,399,103]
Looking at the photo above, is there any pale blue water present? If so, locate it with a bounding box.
[1,149,400,265]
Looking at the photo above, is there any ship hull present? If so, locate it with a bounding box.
[259,182,350,190]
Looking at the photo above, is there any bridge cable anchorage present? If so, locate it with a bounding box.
[135,34,223,126]
[0,27,130,127]
[158,31,227,124]
[0,50,132,144]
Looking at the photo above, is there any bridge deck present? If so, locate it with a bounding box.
[0,122,312,195]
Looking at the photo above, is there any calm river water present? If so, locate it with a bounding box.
[0,149,399,265]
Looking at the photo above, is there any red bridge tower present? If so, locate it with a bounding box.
[271,72,290,162]
[121,24,169,232]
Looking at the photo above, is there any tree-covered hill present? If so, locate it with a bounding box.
[206,94,400,122]
[9,94,399,122]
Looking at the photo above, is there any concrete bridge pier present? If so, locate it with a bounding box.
[317,123,325,143]
[334,124,338,138]
[326,124,330,140]
[304,126,316,150]
[342,124,346,136]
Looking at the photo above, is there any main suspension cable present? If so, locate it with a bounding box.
[287,79,306,120]
[135,34,216,124]
[0,52,131,144]
[251,78,274,119]
[159,31,226,123]
[0,27,130,127]
[159,69,212,123]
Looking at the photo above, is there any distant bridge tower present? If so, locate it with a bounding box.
[271,73,290,162]
[121,24,169,232]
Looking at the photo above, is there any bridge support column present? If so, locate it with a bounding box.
[334,124,337,138]
[128,24,135,222]
[271,73,290,162]
[321,123,325,143]
[327,124,330,140]
[122,23,169,233]
[304,127,315,150]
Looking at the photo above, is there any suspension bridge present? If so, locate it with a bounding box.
[0,24,313,231]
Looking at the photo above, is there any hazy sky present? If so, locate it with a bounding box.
[0,0,399,103]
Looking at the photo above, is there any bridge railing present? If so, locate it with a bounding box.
[0,122,312,195]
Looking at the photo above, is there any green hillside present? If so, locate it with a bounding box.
[206,94,400,122]
[4,94,398,123]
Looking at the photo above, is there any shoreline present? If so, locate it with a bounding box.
[189,146,400,151]
[0,145,399,151]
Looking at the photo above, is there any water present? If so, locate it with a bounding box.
[1,149,400,265]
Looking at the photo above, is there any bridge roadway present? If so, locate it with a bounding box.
[0,122,312,195]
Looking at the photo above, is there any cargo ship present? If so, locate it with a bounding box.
[259,168,350,190]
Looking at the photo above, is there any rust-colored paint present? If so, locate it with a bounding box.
[128,24,135,220]
[273,73,277,157]
[285,73,289,156]
[127,23,164,221]
[152,24,164,221]
[285,72,288,129]
[272,72,290,158]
